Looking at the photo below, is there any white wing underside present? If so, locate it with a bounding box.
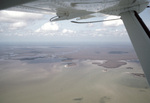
[7,0,148,21]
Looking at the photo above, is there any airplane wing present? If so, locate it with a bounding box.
[1,0,150,85]
[2,0,149,21]
[1,0,130,21]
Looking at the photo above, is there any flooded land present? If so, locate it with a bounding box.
[0,42,150,103]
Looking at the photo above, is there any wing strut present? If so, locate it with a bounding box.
[120,11,150,85]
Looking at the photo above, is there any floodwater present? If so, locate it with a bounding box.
[0,60,150,103]
[0,44,150,103]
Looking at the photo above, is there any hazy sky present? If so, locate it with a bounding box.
[0,8,150,43]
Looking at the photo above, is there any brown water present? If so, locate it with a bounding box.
[0,59,150,103]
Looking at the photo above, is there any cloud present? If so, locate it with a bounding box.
[95,28,106,32]
[62,29,76,34]
[35,22,59,32]
[103,16,123,26]
[87,23,94,27]
[0,10,45,32]
[10,21,27,29]
[0,9,136,43]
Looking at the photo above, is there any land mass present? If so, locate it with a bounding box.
[92,60,127,68]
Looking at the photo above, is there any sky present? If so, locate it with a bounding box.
[0,7,150,44]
